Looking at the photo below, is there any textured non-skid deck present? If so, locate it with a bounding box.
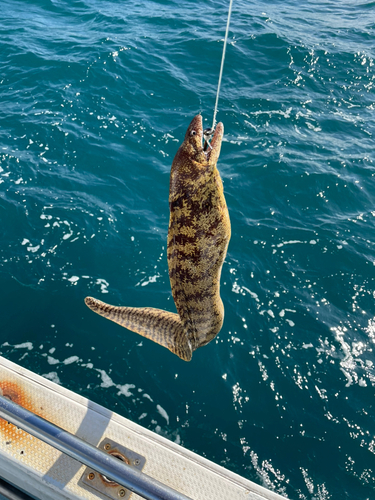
[0,356,287,500]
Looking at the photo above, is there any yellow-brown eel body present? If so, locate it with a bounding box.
[85,115,231,361]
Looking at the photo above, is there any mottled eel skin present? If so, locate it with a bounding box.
[85,115,231,361]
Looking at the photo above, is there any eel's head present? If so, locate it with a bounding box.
[169,115,224,201]
[183,114,224,167]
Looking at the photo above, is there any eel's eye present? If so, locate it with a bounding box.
[190,130,196,136]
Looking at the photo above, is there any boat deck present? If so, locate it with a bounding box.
[0,356,287,500]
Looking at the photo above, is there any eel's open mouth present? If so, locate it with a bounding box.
[203,127,214,152]
[185,114,223,162]
[203,121,223,162]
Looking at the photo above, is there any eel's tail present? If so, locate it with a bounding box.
[85,296,192,361]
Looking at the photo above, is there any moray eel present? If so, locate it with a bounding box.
[85,114,231,361]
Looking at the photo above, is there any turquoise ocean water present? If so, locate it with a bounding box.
[1,0,375,498]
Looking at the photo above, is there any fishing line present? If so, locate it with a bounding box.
[203,0,234,150]
[212,0,233,130]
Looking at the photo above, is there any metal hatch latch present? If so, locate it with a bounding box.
[79,438,146,499]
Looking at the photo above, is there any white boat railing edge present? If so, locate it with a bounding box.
[0,395,192,500]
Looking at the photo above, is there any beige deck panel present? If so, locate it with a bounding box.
[0,356,287,500]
